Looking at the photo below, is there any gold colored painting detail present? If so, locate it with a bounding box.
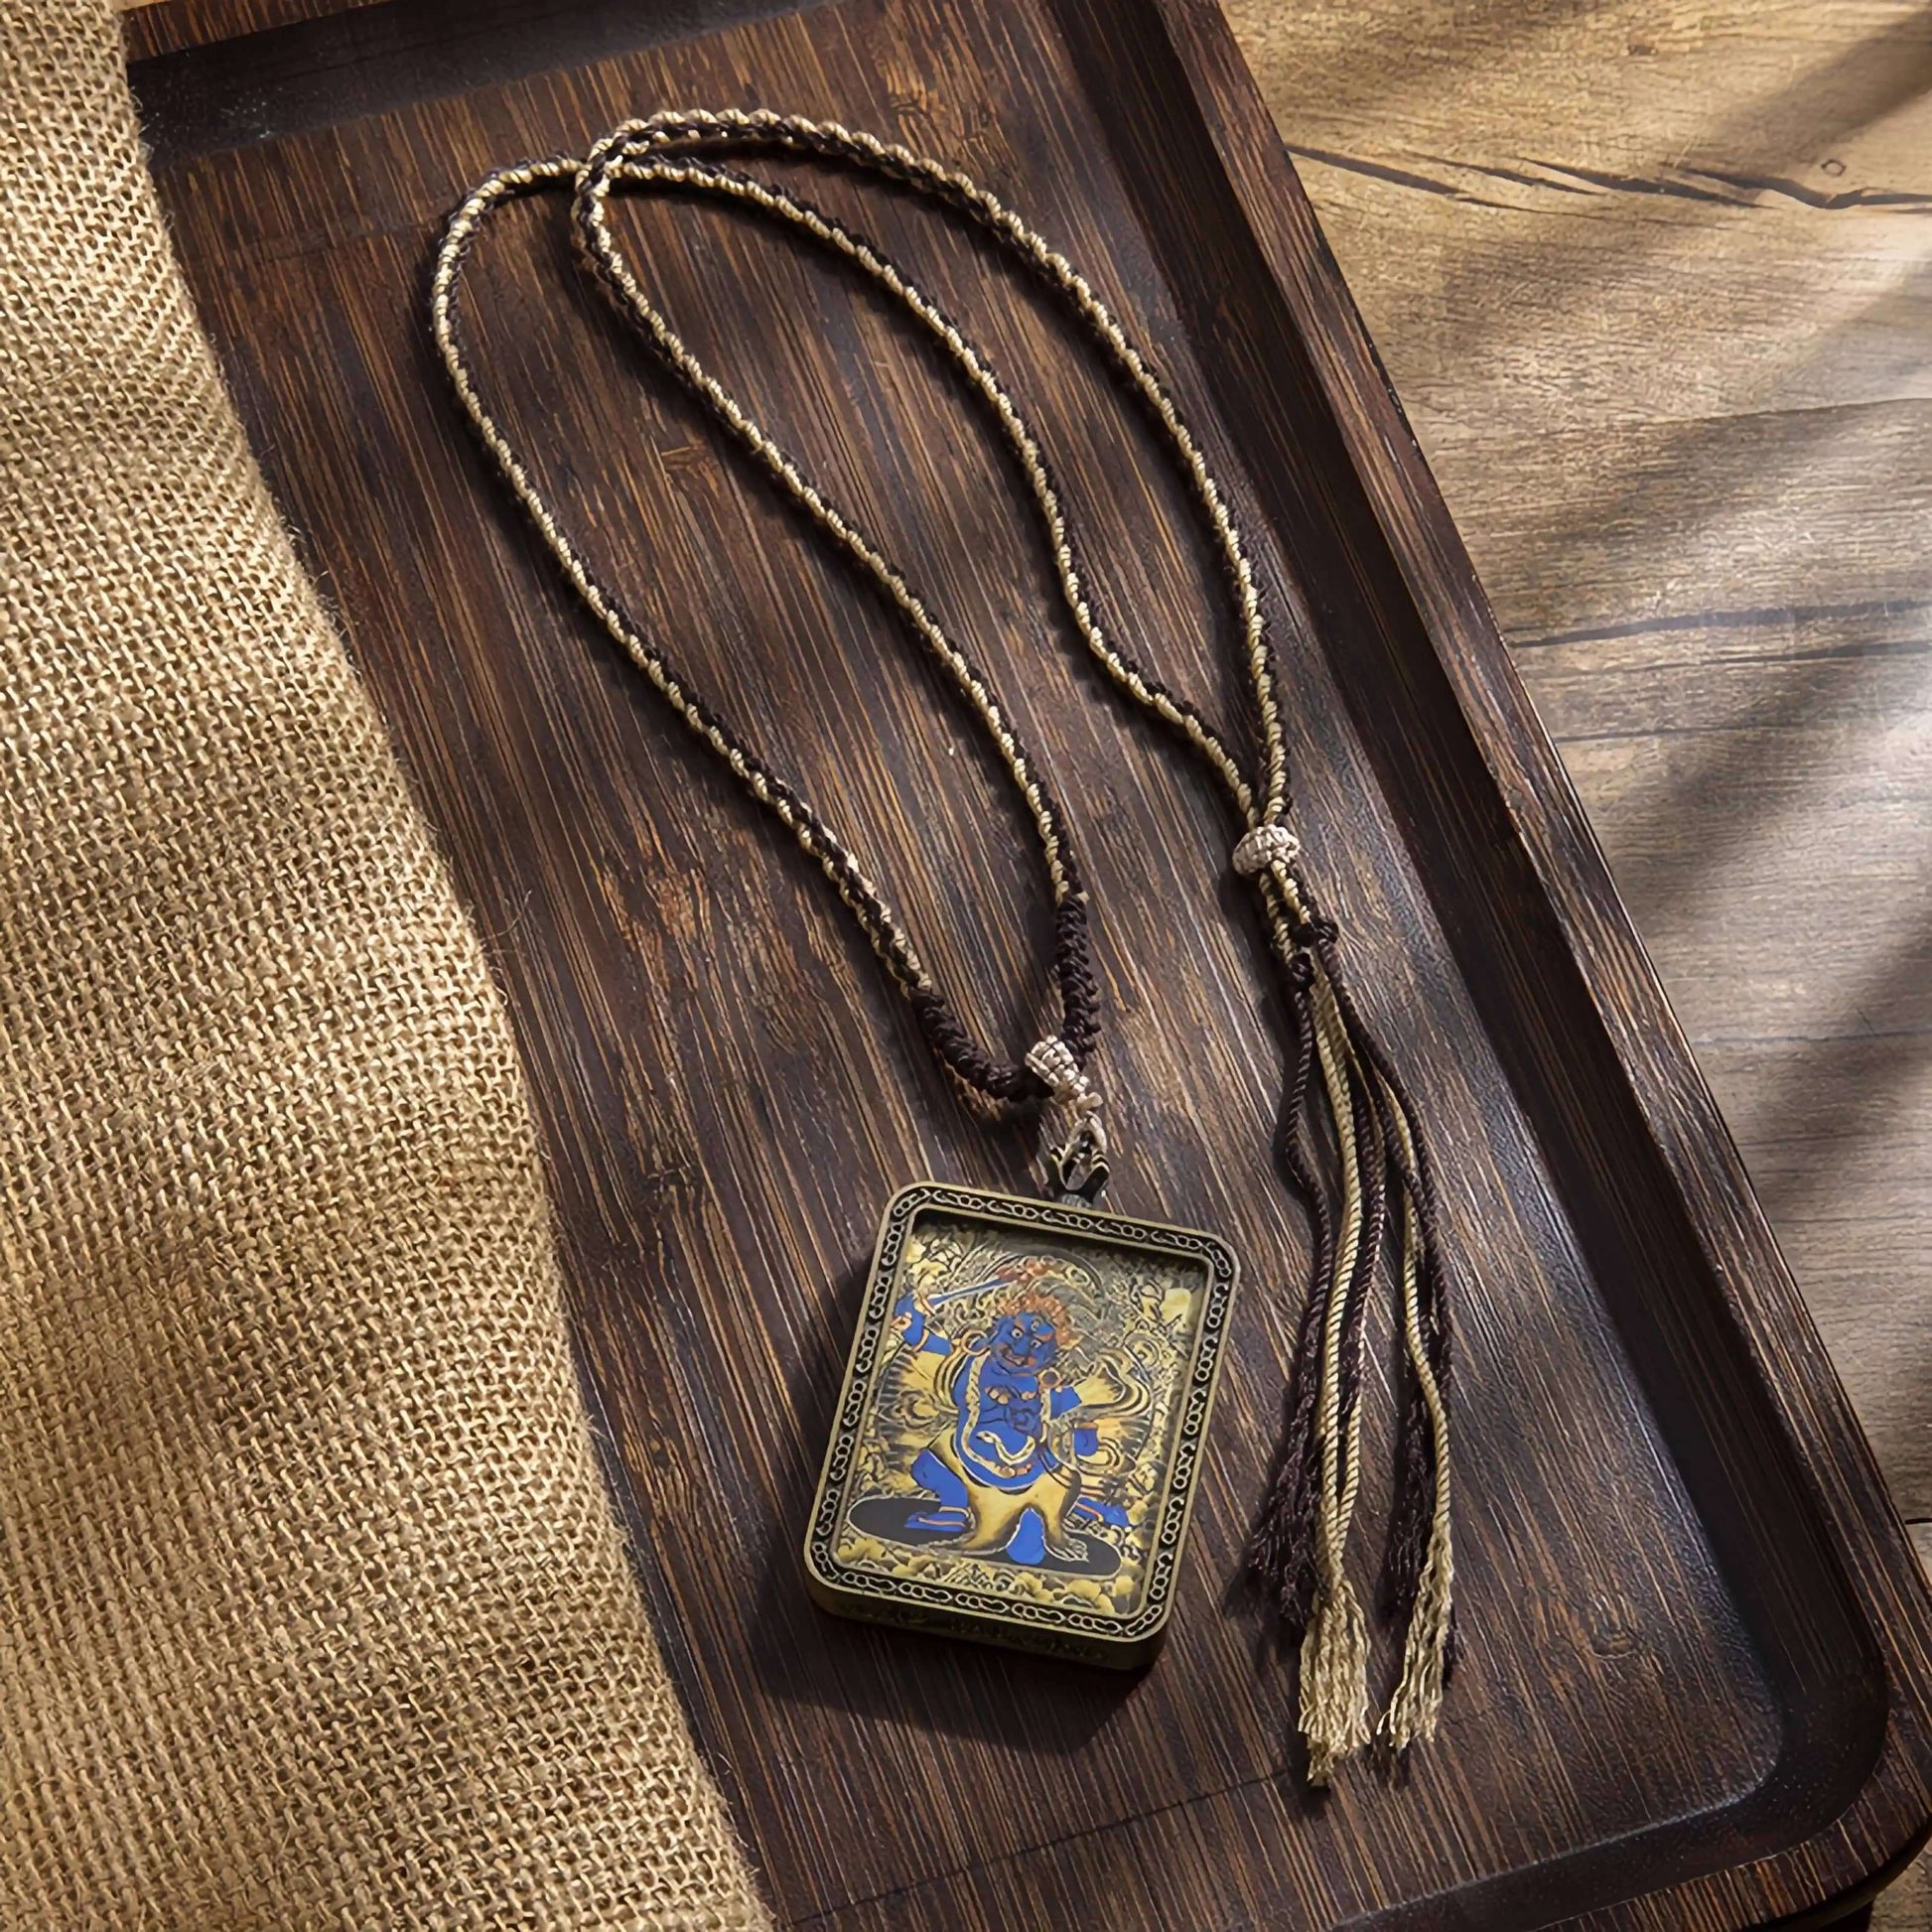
[828,1209,1209,1623]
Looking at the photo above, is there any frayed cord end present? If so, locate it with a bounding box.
[1298,1579,1370,1786]
[1381,1508,1453,1756]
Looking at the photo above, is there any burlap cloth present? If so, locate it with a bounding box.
[0,3,769,1924]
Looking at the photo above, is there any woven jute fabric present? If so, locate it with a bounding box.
[0,4,769,1925]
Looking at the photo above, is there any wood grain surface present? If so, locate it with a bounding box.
[1221,7,1932,1917]
[124,0,1932,1924]
[119,0,371,58]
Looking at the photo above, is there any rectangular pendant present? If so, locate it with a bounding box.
[804,1180,1239,1668]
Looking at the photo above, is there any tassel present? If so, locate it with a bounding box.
[1237,825,1455,1780]
[1376,1089,1454,1751]
[1300,1573,1371,1785]
[1299,950,1384,1775]
[1247,944,1332,1637]
[1310,920,1456,1750]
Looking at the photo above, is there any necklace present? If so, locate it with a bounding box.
[431,108,1453,1783]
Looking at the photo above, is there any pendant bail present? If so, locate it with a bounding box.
[1046,1120,1110,1204]
[1026,1035,1109,1204]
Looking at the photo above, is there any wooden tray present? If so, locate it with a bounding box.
[129,1,1932,1923]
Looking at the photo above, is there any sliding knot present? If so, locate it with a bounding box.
[1026,1035,1092,1107]
[1284,950,1315,991]
[1232,822,1302,877]
[1295,913,1339,950]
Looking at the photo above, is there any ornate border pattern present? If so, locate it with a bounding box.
[803,1181,1239,1660]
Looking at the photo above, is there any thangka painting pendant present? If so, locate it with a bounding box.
[804,1181,1238,1667]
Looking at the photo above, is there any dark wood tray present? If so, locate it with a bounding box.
[129,0,1932,1923]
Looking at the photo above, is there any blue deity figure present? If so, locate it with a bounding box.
[889,1263,1140,1566]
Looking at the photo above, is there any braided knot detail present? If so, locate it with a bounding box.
[1232,823,1302,877]
[1026,1035,1090,1104]
[1028,1035,1108,1177]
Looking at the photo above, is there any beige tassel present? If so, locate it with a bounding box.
[1301,1574,1372,1784]
[1383,1527,1452,1752]
[1291,940,1455,1778]
[1296,969,1376,1781]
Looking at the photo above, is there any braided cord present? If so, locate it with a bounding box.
[575,110,1283,824]
[431,162,928,997]
[429,112,1285,1111]
[433,155,1096,1107]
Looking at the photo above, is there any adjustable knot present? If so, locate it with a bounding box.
[1232,822,1302,878]
[1025,1035,1093,1108]
[1284,950,1315,991]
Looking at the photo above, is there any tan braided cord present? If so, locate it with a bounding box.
[0,6,766,1924]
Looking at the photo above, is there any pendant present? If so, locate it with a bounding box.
[804,1173,1238,1667]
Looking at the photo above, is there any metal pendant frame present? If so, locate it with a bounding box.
[804,1180,1238,1668]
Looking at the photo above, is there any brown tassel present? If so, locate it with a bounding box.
[1308,917,1456,1751]
[1247,944,1333,1639]
[1241,841,1455,1779]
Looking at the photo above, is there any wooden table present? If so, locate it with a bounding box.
[1223,4,1932,1918]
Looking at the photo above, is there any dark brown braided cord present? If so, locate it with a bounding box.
[430,108,1456,1779]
